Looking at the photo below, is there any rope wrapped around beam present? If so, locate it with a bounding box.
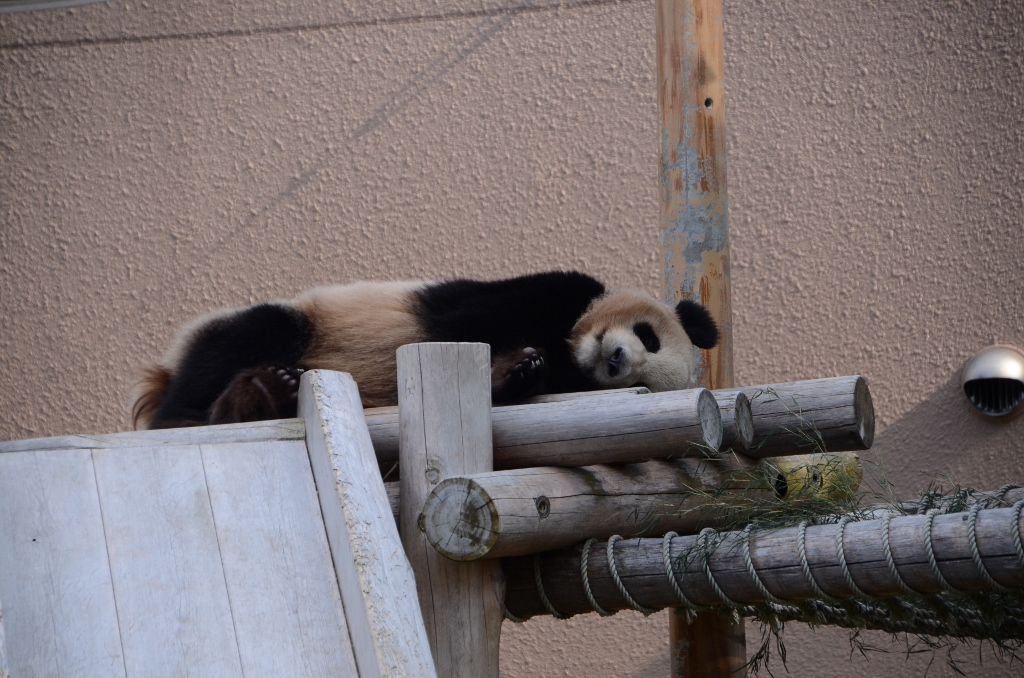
[503,506,1024,640]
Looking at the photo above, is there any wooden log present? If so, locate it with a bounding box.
[503,507,1024,620]
[489,388,722,468]
[714,391,752,452]
[527,386,651,403]
[300,370,435,677]
[398,343,502,678]
[658,0,740,660]
[371,387,724,468]
[333,374,877,467]
[389,452,858,531]
[362,387,654,463]
[715,375,874,458]
[420,452,861,561]
[422,454,773,561]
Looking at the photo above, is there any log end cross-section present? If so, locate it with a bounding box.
[420,477,501,562]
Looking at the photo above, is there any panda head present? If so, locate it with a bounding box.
[569,291,719,391]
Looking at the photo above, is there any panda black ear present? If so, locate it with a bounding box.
[674,300,719,349]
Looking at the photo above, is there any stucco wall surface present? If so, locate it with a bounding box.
[2,0,1022,676]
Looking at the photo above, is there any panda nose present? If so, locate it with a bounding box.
[607,346,624,377]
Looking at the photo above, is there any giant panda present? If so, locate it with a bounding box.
[133,271,718,429]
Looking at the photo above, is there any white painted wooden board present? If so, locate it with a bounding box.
[0,418,305,454]
[0,593,8,678]
[0,437,360,677]
[300,370,436,678]
[201,440,358,677]
[0,449,126,678]
[91,444,247,677]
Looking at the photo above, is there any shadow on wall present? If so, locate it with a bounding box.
[867,373,1024,498]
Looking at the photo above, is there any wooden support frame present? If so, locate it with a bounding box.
[397,343,503,677]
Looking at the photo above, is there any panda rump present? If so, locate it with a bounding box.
[133,271,718,429]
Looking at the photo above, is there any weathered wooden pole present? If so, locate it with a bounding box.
[420,452,861,560]
[397,343,502,677]
[362,376,874,464]
[379,388,725,469]
[503,506,1024,618]
[656,0,742,671]
[716,376,874,458]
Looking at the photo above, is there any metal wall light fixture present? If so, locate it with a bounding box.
[961,344,1024,418]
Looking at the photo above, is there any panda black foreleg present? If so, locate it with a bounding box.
[209,365,304,424]
[491,347,547,404]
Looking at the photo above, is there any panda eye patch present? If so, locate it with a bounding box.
[632,322,660,353]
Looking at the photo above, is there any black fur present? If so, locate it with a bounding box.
[674,299,719,349]
[150,303,312,428]
[415,271,606,396]
[632,322,661,353]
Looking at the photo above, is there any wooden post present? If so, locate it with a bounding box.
[397,343,503,677]
[656,0,744,671]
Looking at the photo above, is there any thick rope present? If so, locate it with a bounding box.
[662,532,705,622]
[534,553,569,619]
[881,512,921,596]
[742,524,787,605]
[1013,500,1024,570]
[835,516,871,598]
[924,509,964,593]
[580,538,614,616]
[503,605,526,623]
[967,504,1013,593]
[994,484,1020,506]
[698,528,744,608]
[797,520,840,603]
[607,536,658,615]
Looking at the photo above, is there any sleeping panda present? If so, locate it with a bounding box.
[133,271,718,429]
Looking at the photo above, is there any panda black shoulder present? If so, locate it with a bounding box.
[414,271,605,349]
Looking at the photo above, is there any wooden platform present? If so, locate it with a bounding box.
[0,371,435,678]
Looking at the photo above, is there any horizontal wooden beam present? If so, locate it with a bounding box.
[715,376,873,458]
[504,507,1024,620]
[421,452,860,560]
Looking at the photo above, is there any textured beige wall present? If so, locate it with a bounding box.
[2,0,1022,676]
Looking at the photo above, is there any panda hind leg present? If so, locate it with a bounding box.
[209,365,305,425]
[491,347,546,404]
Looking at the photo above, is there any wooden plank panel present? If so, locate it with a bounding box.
[0,419,305,454]
[92,445,244,677]
[300,370,435,678]
[201,440,358,677]
[0,449,126,678]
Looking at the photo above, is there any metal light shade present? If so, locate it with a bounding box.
[961,344,1024,417]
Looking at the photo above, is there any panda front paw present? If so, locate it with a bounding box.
[492,347,547,404]
[209,365,305,424]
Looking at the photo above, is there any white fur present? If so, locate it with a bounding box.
[569,290,699,392]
